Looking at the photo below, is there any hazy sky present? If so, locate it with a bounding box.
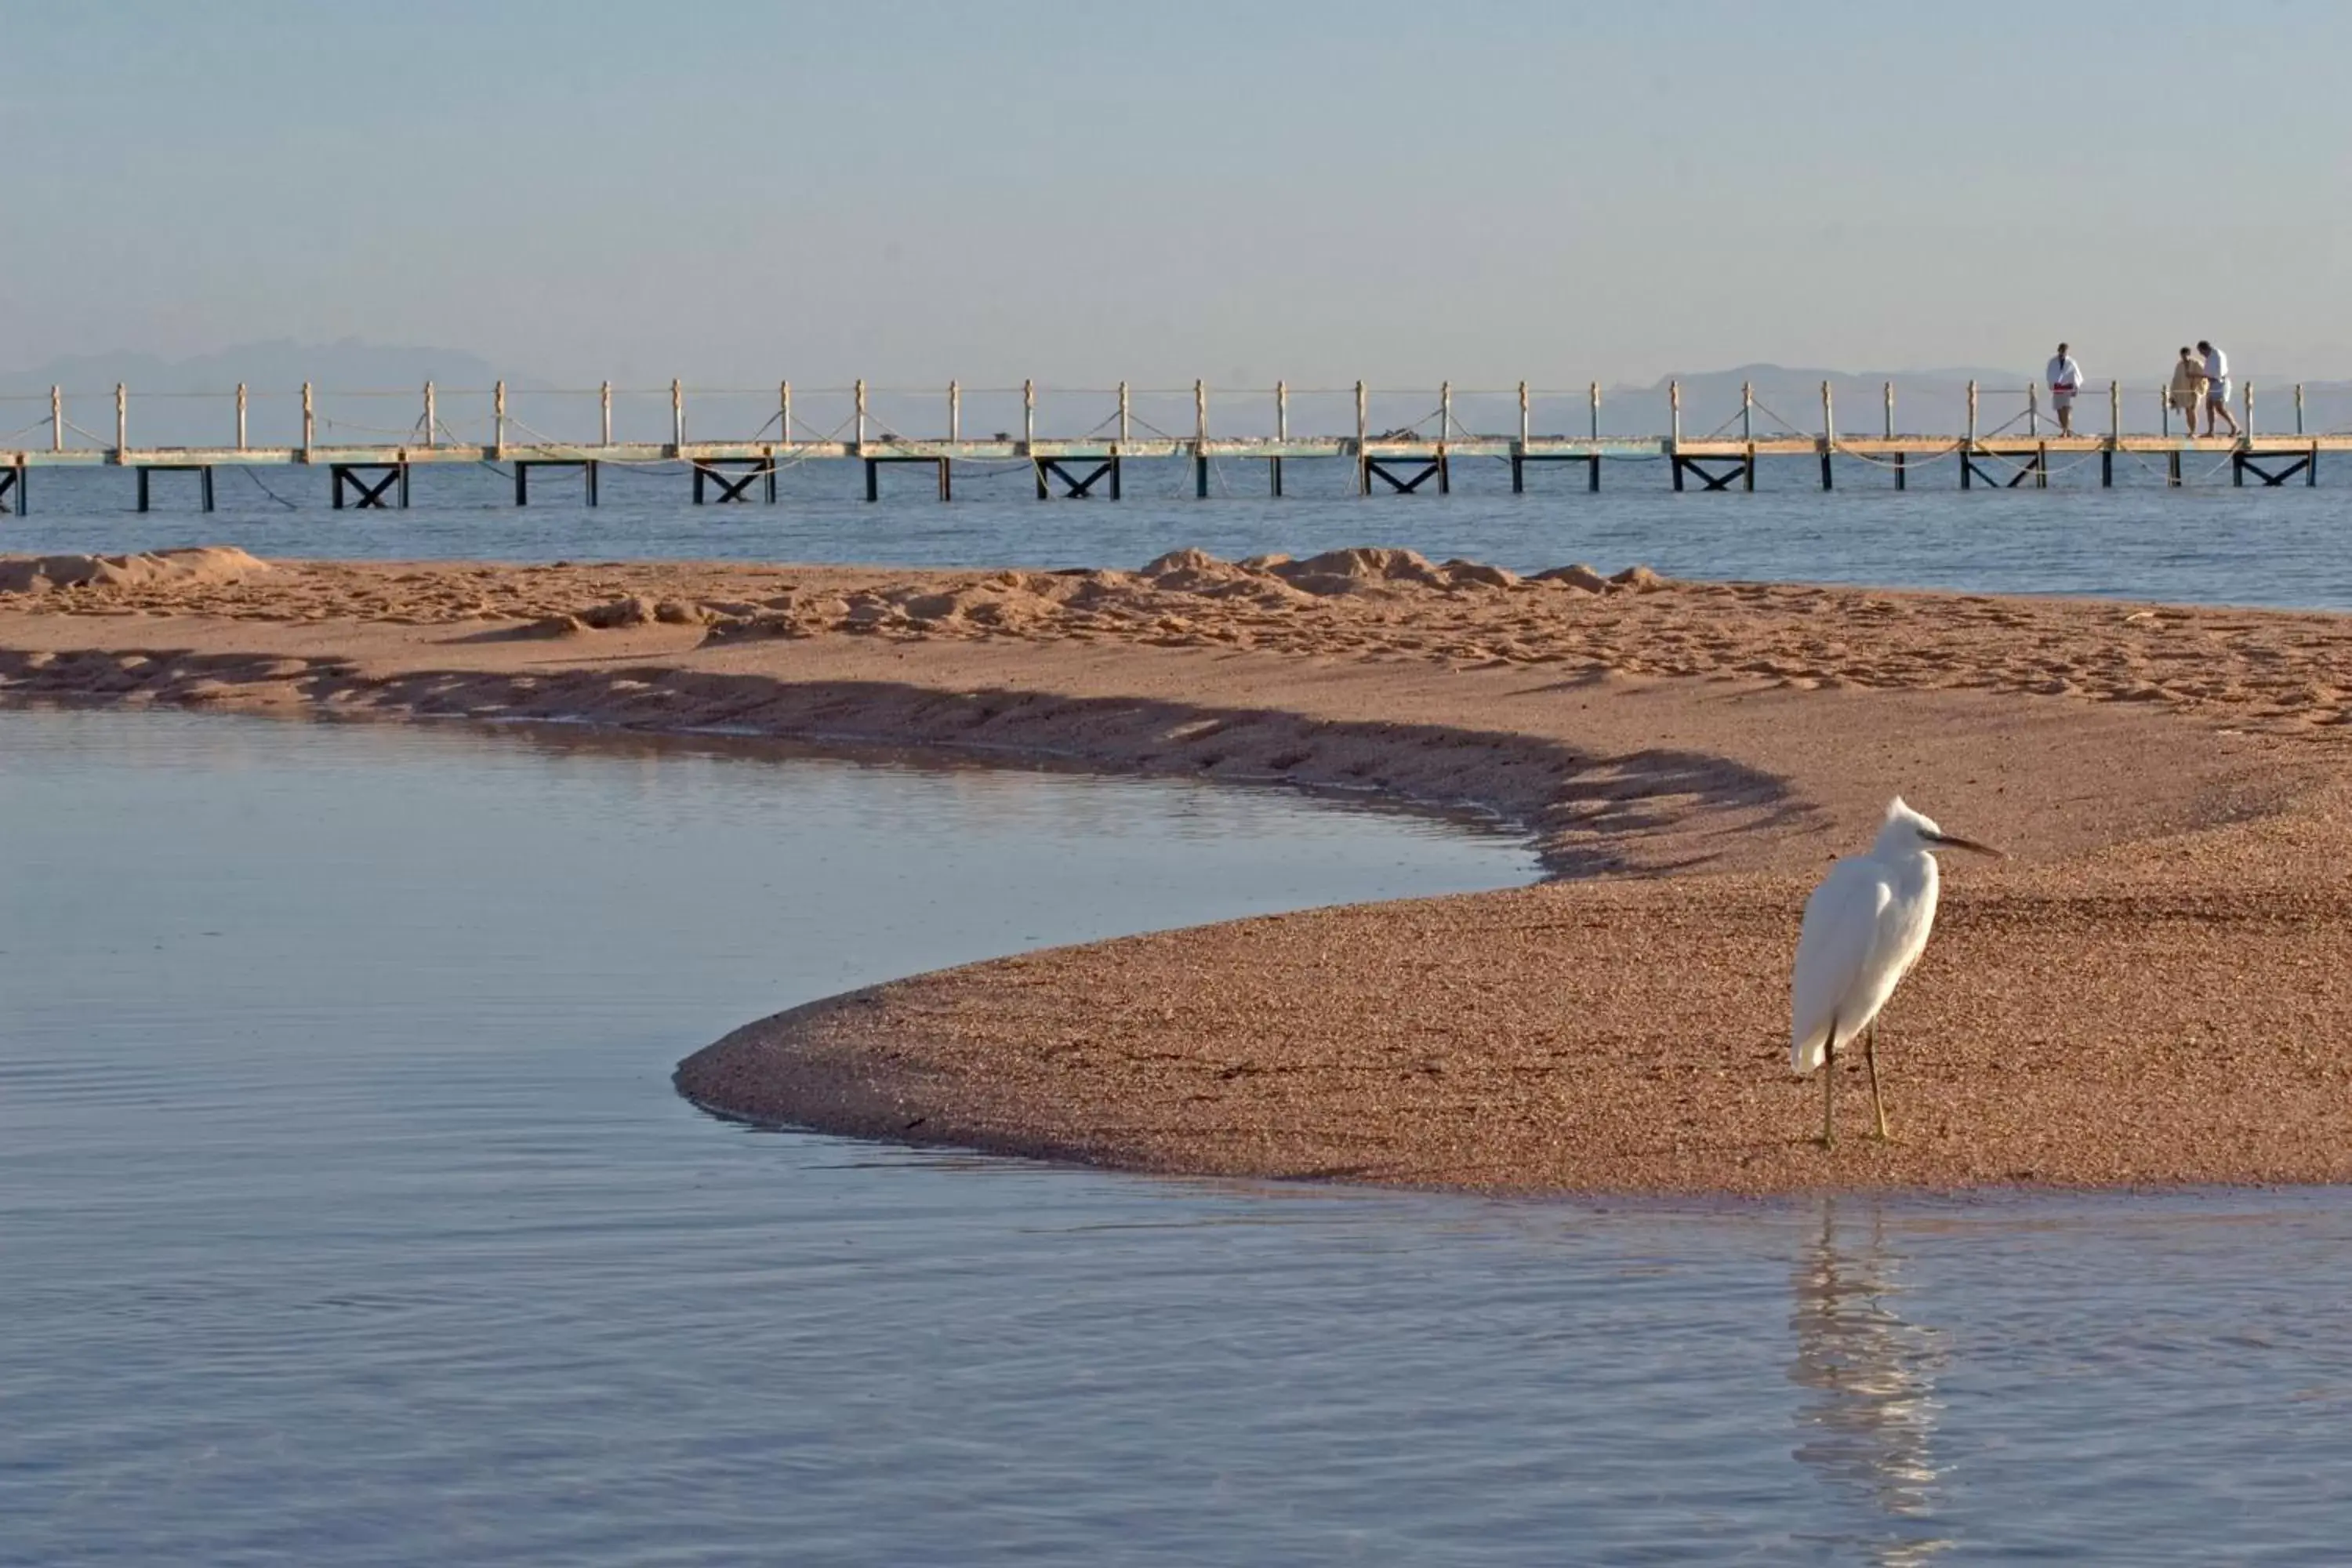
[7,0,2349,387]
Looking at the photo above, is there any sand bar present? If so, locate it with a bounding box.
[4,546,2349,1193]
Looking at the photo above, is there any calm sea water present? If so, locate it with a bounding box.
[6,456,2352,611]
[8,708,2352,1565]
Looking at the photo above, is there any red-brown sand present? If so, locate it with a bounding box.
[5,548,2349,1193]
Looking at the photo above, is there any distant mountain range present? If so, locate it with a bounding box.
[0,339,512,398]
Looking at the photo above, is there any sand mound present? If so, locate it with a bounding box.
[1141,549,1267,593]
[1531,564,1610,593]
[575,595,662,628]
[1435,558,1519,590]
[1268,547,1443,596]
[1526,563,1666,593]
[0,546,272,596]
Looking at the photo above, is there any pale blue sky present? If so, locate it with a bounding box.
[6,0,2348,386]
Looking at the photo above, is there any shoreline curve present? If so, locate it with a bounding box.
[6,547,2352,1194]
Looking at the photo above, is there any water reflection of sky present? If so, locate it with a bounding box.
[13,710,2352,1563]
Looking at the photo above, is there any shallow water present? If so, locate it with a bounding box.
[9,456,2352,612]
[8,709,2352,1565]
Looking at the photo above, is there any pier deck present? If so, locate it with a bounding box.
[0,376,2340,512]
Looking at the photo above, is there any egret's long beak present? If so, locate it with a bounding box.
[1927,831,2005,858]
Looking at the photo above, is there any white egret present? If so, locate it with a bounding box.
[1791,797,2002,1145]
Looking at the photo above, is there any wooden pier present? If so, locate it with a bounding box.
[0,376,2342,514]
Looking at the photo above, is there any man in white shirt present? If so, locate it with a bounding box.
[2198,339,2240,437]
[2046,343,2083,435]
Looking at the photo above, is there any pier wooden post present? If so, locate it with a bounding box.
[1819,381,1835,491]
[1116,381,1128,443]
[2027,380,2039,438]
[423,382,436,448]
[1436,380,1451,495]
[1025,379,1043,499]
[2103,379,2118,487]
[672,379,686,449]
[949,381,961,442]
[114,383,127,457]
[1193,379,1208,498]
[1959,381,1975,488]
[1588,380,1601,491]
[236,383,248,451]
[1741,380,1753,441]
[600,382,612,446]
[1355,380,1368,495]
[2296,383,2306,435]
[779,380,790,445]
[2245,380,2255,436]
[494,380,507,457]
[50,386,62,452]
[1669,381,1683,492]
[302,382,314,457]
[1884,381,1899,488]
[1512,379,1527,493]
[1273,380,1287,497]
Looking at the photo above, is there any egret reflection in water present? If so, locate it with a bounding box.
[1789,1202,1955,1565]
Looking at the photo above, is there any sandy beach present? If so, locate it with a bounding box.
[5,545,2350,1194]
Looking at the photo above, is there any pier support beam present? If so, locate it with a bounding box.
[1032,457,1121,499]
[1363,456,1448,495]
[866,455,953,502]
[2234,451,2315,488]
[1669,455,1750,492]
[1508,453,1599,495]
[691,459,774,505]
[136,464,216,514]
[332,463,408,510]
[0,461,22,516]
[511,460,596,507]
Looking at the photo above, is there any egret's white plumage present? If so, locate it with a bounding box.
[1790,797,2001,1142]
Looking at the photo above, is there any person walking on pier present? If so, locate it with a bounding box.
[2198,339,2240,437]
[2170,347,2209,431]
[2046,343,2083,435]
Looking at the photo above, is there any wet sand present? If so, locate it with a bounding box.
[5,547,2350,1192]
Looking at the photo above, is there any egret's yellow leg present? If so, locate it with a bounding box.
[1864,1024,1893,1142]
[1820,1016,1837,1149]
